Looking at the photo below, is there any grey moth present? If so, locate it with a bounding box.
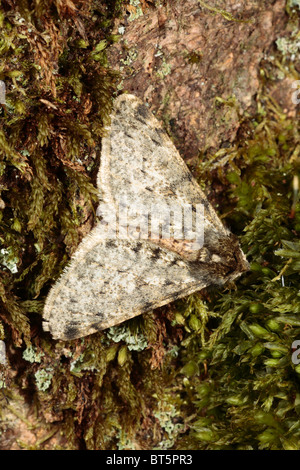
[43,94,248,340]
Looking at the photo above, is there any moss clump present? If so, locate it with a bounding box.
[0,0,125,346]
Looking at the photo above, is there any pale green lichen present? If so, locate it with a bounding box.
[154,45,163,58]
[117,430,137,450]
[70,354,84,373]
[128,0,143,22]
[70,350,101,374]
[156,58,172,79]
[22,345,43,363]
[69,352,98,374]
[120,48,138,66]
[165,345,180,358]
[0,248,19,273]
[276,35,300,60]
[289,0,300,9]
[34,368,54,391]
[153,396,184,450]
[106,324,148,351]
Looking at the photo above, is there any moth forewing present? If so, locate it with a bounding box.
[42,226,233,340]
[43,93,248,340]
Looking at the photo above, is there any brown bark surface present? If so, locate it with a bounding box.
[109,0,287,161]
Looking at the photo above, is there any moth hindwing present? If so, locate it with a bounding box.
[43,94,248,340]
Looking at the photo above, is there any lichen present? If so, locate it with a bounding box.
[276,36,300,60]
[198,0,252,23]
[289,0,300,9]
[106,324,148,352]
[0,248,19,274]
[120,48,138,66]
[34,368,54,392]
[116,430,137,450]
[22,345,43,364]
[128,0,143,22]
[156,58,172,79]
[69,353,85,373]
[153,395,185,449]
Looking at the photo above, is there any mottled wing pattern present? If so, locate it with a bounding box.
[43,93,248,340]
[43,225,233,340]
[98,94,225,237]
[98,94,247,266]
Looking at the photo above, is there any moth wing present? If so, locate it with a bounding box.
[43,225,235,341]
[98,93,225,236]
[97,93,247,270]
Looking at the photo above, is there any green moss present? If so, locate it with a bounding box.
[186,51,203,65]
[0,0,123,345]
[198,0,252,23]
[176,78,300,452]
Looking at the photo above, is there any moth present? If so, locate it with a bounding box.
[43,94,248,340]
